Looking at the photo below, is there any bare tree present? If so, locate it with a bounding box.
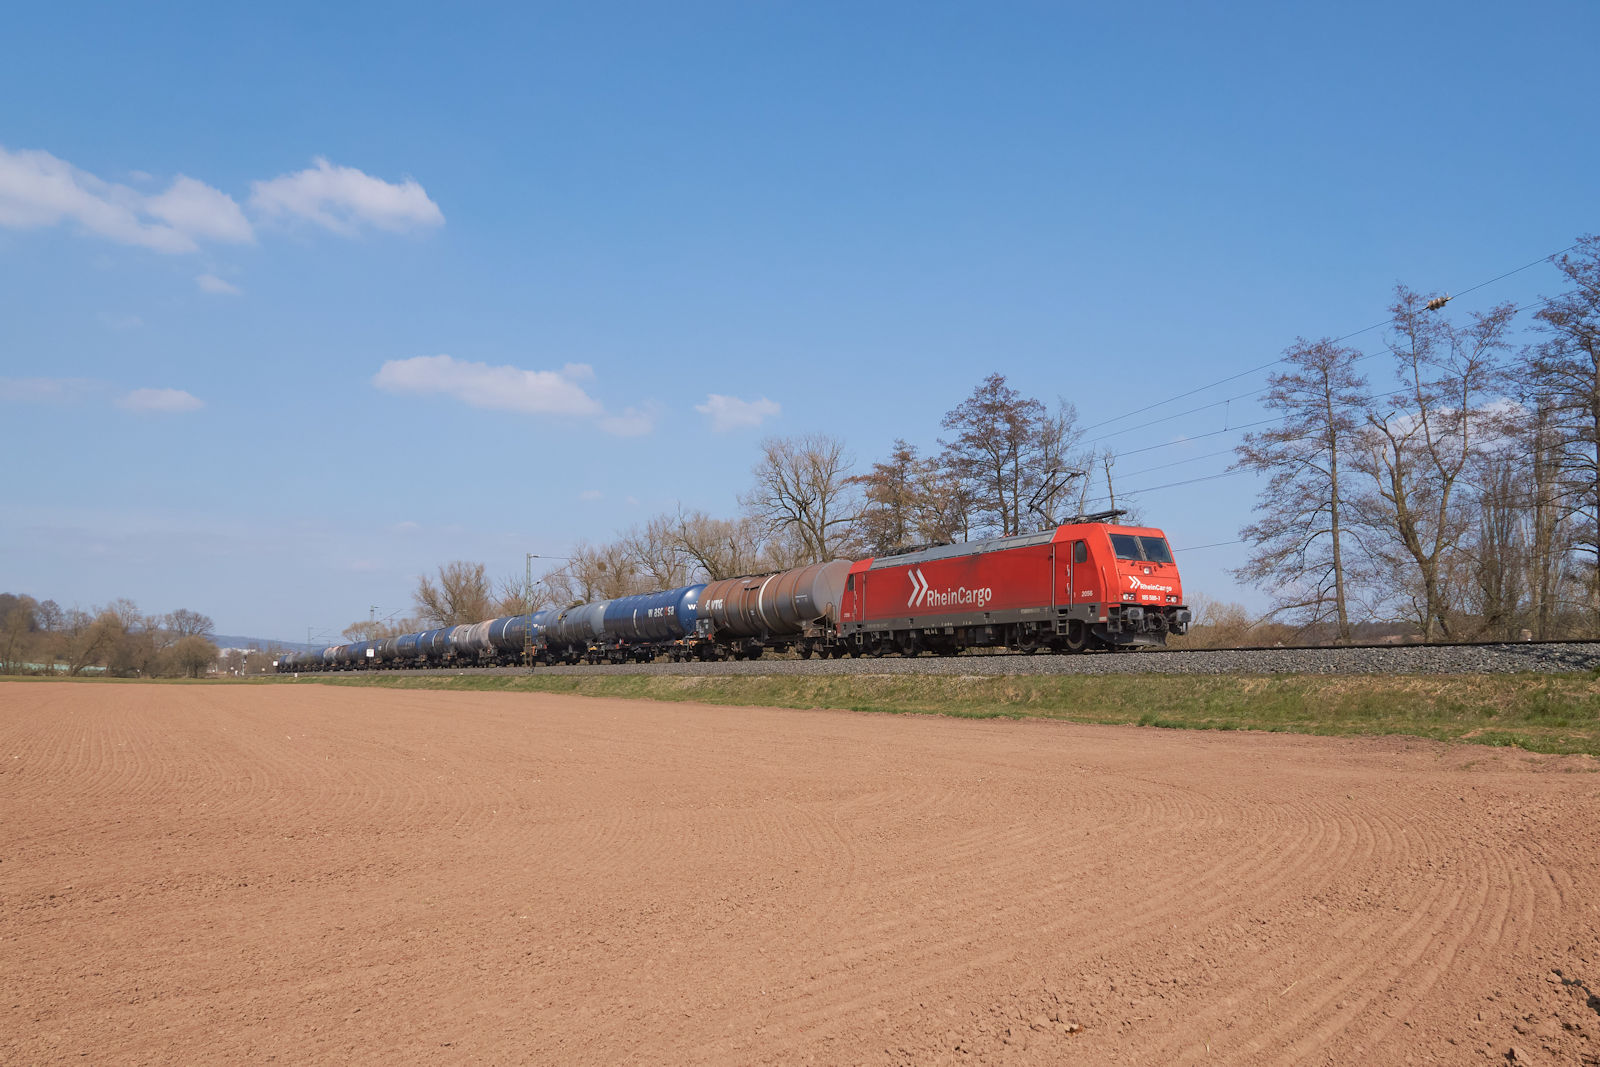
[1525,235,1600,628]
[170,635,219,678]
[742,434,860,563]
[1233,338,1368,640]
[63,607,115,676]
[939,374,1051,538]
[541,541,646,604]
[1459,449,1526,639]
[853,440,925,554]
[1031,401,1085,527]
[342,620,378,642]
[164,609,214,639]
[1,594,38,673]
[914,460,977,544]
[1352,287,1516,640]
[414,561,493,626]
[1080,450,1143,525]
[622,514,693,589]
[35,599,62,633]
[105,598,142,632]
[100,601,164,677]
[671,510,767,580]
[1519,398,1573,637]
[494,573,558,617]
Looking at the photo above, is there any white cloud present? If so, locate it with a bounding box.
[579,489,604,501]
[0,145,252,253]
[196,272,241,295]
[374,354,658,437]
[116,387,204,413]
[250,157,444,234]
[145,176,252,243]
[598,405,657,437]
[695,393,781,432]
[373,355,602,416]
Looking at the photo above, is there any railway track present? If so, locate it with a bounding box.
[313,639,1600,678]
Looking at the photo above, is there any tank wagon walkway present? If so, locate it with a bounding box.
[3,682,1598,1064]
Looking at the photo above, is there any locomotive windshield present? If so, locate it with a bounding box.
[1140,537,1173,563]
[1110,533,1175,563]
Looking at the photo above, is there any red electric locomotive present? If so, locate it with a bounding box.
[837,520,1190,655]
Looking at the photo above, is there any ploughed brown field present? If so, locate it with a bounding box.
[3,682,1599,1065]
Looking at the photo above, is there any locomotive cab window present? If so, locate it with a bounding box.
[845,574,855,591]
[1110,533,1142,560]
[1110,534,1175,563]
[1072,540,1087,564]
[1140,537,1173,564]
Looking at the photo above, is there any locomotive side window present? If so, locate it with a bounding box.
[1072,540,1087,564]
[1110,533,1142,560]
[1139,537,1174,563]
[845,574,855,590]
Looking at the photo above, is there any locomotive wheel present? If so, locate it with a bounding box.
[1064,620,1090,654]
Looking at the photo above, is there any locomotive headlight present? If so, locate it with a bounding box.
[1122,593,1136,602]
[1166,595,1179,603]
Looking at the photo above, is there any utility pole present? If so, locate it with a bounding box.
[525,553,534,670]
[523,553,574,670]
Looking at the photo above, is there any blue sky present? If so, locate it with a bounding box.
[2,1,1596,642]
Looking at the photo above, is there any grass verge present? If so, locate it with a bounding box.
[275,670,1600,758]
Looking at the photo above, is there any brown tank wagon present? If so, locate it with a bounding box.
[698,560,850,658]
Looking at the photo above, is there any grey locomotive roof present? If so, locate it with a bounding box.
[867,529,1058,570]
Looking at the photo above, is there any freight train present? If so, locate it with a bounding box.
[275,519,1189,672]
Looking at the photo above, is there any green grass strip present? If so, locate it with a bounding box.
[259,670,1600,758]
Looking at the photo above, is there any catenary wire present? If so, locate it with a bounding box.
[1093,291,1565,470]
[1074,243,1578,437]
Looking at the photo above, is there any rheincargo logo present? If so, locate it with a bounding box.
[907,568,994,609]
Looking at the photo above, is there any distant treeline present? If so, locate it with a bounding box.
[0,594,235,677]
